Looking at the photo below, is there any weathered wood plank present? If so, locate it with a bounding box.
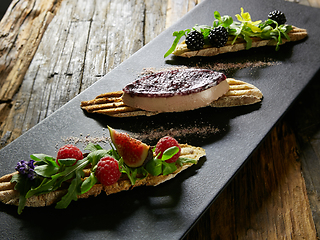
[184,121,317,240]
[82,0,147,91]
[0,0,61,101]
[165,0,201,28]
[0,0,150,144]
[285,74,320,236]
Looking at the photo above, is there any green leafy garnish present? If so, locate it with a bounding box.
[164,7,292,57]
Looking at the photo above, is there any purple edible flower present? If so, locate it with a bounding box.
[15,160,36,180]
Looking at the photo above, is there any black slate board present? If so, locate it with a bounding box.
[0,0,319,239]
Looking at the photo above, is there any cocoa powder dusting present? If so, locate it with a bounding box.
[141,58,280,76]
[131,124,221,145]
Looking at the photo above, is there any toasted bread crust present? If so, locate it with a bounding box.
[80,78,263,117]
[210,79,263,107]
[173,26,307,58]
[0,144,205,208]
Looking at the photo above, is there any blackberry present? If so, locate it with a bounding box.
[268,10,287,26]
[208,26,228,48]
[185,30,204,50]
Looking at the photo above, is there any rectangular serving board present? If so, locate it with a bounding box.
[0,0,319,239]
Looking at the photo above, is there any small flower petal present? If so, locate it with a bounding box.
[235,14,243,22]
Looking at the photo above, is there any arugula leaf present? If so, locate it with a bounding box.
[26,159,88,198]
[164,30,187,58]
[31,154,57,166]
[84,142,103,152]
[34,164,59,178]
[161,146,179,161]
[86,149,110,166]
[57,158,77,167]
[145,157,163,176]
[80,172,97,194]
[162,162,177,176]
[11,174,35,214]
[176,157,197,166]
[55,170,82,209]
[118,157,148,185]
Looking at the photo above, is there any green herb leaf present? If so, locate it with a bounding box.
[176,157,197,166]
[162,146,179,161]
[11,174,34,214]
[55,170,82,209]
[164,30,187,58]
[84,142,103,152]
[31,154,57,167]
[81,172,97,194]
[86,149,110,166]
[162,162,177,176]
[57,158,77,167]
[34,164,59,178]
[145,157,163,176]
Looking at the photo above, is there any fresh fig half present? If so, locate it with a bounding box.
[108,126,152,168]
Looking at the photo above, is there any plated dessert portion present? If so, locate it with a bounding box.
[81,68,263,117]
[0,127,205,214]
[164,8,307,58]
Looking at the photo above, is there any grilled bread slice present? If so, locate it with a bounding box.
[173,26,307,58]
[0,144,205,208]
[80,78,263,117]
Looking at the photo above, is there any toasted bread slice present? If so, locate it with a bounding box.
[0,144,205,208]
[210,79,263,107]
[80,78,263,117]
[173,26,307,58]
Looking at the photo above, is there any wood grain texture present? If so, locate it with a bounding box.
[0,0,61,101]
[184,121,317,239]
[0,0,319,239]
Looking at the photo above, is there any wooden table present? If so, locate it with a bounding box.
[0,0,319,239]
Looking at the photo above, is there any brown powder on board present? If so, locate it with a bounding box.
[59,124,221,148]
[140,58,280,75]
[131,124,221,145]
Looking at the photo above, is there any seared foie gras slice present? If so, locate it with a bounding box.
[122,69,228,112]
[173,26,308,58]
[0,144,205,208]
[80,78,263,117]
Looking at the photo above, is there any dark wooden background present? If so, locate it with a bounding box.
[0,0,320,239]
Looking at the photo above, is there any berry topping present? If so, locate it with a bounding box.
[154,136,181,163]
[208,26,228,48]
[123,69,226,98]
[95,156,121,186]
[268,10,286,26]
[56,144,83,166]
[185,30,204,50]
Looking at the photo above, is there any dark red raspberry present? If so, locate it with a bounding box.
[154,136,181,163]
[95,156,121,186]
[56,144,83,166]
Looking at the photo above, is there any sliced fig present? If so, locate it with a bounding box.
[108,126,152,168]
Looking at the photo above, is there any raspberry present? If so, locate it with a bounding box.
[95,156,121,186]
[154,136,181,163]
[56,144,83,166]
[208,26,228,48]
[185,30,204,50]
